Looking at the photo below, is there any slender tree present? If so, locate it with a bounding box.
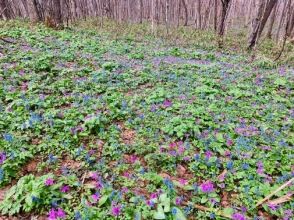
[248,0,278,50]
[217,0,231,47]
[266,2,278,39]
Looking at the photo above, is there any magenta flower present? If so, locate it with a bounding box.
[232,212,246,220]
[175,197,182,205]
[111,202,121,216]
[48,208,57,220]
[129,155,138,163]
[146,199,155,207]
[200,181,214,193]
[56,208,66,219]
[226,139,233,146]
[91,193,100,203]
[0,152,6,164]
[45,178,54,186]
[163,99,172,108]
[48,208,66,220]
[150,192,158,199]
[60,185,70,193]
[179,178,188,185]
[205,151,213,159]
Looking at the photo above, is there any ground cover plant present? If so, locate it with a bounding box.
[0,21,293,220]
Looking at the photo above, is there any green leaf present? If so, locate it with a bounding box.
[200,197,208,204]
[98,195,108,207]
[153,206,166,219]
[223,207,234,216]
[172,207,187,220]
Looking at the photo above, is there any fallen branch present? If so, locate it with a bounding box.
[267,192,293,205]
[0,37,15,44]
[193,204,232,219]
[256,178,294,207]
[183,202,252,219]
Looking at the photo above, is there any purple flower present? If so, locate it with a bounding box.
[150,192,158,199]
[205,151,213,159]
[226,139,233,147]
[268,203,278,211]
[232,212,246,220]
[175,197,182,205]
[56,208,66,218]
[91,193,100,203]
[283,209,293,220]
[163,99,172,108]
[200,181,214,193]
[48,208,66,220]
[111,202,121,216]
[45,178,54,186]
[146,199,155,207]
[60,185,70,193]
[48,208,57,220]
[257,161,264,175]
[0,152,6,164]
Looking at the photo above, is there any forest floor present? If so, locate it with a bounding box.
[0,21,293,220]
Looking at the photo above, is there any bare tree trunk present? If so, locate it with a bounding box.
[214,0,218,32]
[266,2,278,39]
[181,0,188,26]
[27,0,40,23]
[276,1,287,41]
[275,0,292,60]
[196,0,201,29]
[218,0,231,36]
[52,0,63,27]
[248,0,278,49]
[139,0,143,23]
[0,0,14,20]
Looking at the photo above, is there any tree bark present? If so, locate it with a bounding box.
[218,0,231,36]
[214,0,218,31]
[181,0,188,26]
[0,0,14,20]
[196,0,201,29]
[266,2,278,39]
[52,0,63,27]
[27,0,40,23]
[248,0,278,49]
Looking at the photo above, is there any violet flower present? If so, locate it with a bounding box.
[200,181,214,193]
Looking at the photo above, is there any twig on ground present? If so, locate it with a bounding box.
[266,192,293,205]
[256,178,294,207]
[0,37,15,44]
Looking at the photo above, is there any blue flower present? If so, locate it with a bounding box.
[74,211,82,220]
[163,178,174,190]
[3,133,13,142]
[209,213,215,219]
[242,163,249,170]
[226,161,234,170]
[48,154,57,163]
[171,207,177,215]
[0,168,4,181]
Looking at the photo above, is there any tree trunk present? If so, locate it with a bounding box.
[139,0,143,23]
[266,2,278,39]
[248,0,278,50]
[196,0,201,29]
[214,0,218,32]
[52,0,63,27]
[0,0,14,20]
[218,0,231,36]
[27,0,40,23]
[181,0,188,26]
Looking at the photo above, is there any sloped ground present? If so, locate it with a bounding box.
[0,22,293,220]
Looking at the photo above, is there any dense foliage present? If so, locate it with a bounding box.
[0,22,293,220]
